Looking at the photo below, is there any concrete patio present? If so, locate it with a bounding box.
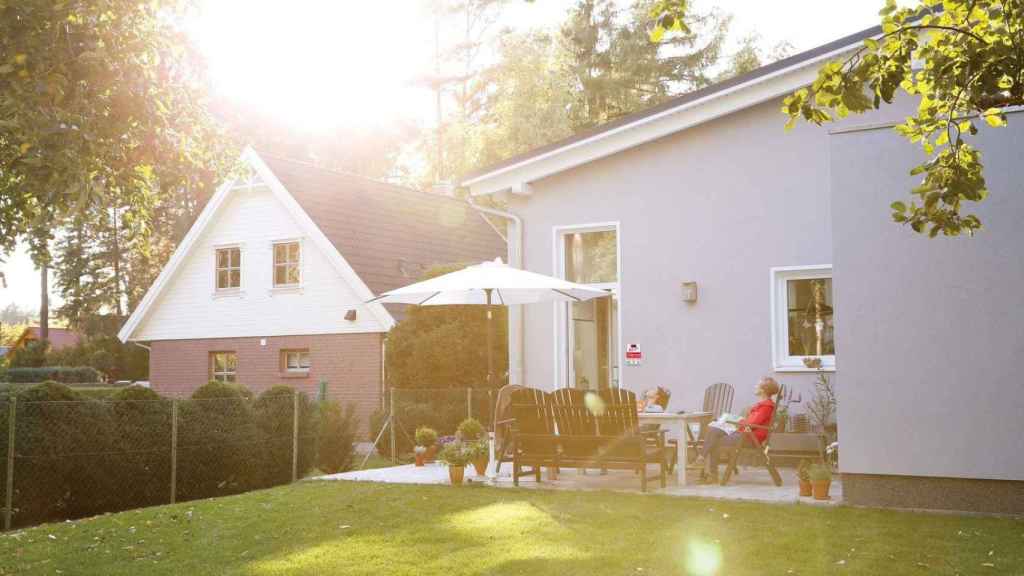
[316,462,842,505]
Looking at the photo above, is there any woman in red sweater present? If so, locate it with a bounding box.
[696,377,779,483]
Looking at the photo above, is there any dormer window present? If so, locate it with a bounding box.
[273,241,301,287]
[215,247,241,290]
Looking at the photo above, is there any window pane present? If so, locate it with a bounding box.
[229,248,240,267]
[299,352,310,368]
[564,230,617,284]
[288,242,300,261]
[275,265,287,285]
[286,264,300,284]
[786,278,835,357]
[217,270,229,289]
[226,353,237,370]
[213,353,225,372]
[274,244,286,263]
[286,352,298,369]
[217,249,229,268]
[230,269,240,288]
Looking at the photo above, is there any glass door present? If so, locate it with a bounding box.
[559,226,620,390]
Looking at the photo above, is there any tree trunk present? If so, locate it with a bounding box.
[39,262,49,341]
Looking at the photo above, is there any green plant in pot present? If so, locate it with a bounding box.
[439,440,473,486]
[415,426,438,462]
[414,445,428,467]
[808,462,833,500]
[796,460,812,497]
[457,418,489,476]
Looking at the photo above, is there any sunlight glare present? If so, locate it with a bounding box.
[191,0,431,132]
[682,538,723,576]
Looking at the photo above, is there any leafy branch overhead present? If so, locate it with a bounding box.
[783,0,1023,237]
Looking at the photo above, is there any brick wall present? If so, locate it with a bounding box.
[149,333,383,438]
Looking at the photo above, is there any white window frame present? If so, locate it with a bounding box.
[552,222,622,390]
[210,351,238,383]
[271,238,303,290]
[282,349,311,373]
[213,244,243,293]
[770,264,836,372]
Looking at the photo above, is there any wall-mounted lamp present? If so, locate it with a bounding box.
[681,281,698,303]
[344,309,358,321]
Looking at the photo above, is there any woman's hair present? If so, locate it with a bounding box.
[653,386,670,409]
[757,377,781,398]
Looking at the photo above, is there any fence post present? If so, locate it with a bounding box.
[389,389,397,463]
[170,399,178,505]
[291,392,299,483]
[467,388,472,420]
[4,398,15,531]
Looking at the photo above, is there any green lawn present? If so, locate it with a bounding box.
[1,481,1020,576]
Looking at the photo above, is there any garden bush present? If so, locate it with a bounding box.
[253,386,316,486]
[4,366,103,384]
[318,401,358,474]
[109,386,173,510]
[176,381,262,501]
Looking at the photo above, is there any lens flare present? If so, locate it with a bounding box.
[584,392,605,416]
[684,539,722,576]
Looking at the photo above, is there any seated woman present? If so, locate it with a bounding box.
[696,377,779,483]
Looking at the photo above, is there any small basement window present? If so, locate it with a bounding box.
[210,352,238,383]
[282,349,311,372]
[771,265,836,372]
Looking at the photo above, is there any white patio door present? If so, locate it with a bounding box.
[556,224,621,391]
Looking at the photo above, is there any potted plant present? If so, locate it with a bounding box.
[809,462,832,500]
[414,445,427,467]
[457,418,489,476]
[415,426,438,461]
[796,460,812,497]
[439,440,473,486]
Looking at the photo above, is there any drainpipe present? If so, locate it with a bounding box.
[467,196,524,387]
[132,342,151,352]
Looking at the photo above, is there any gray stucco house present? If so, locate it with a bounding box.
[462,26,1024,514]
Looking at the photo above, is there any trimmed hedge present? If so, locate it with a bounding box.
[0,380,359,529]
[4,366,103,384]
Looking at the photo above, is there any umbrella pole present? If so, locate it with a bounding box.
[485,288,493,388]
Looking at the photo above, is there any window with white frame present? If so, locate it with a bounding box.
[215,247,241,290]
[273,241,301,287]
[210,352,238,383]
[282,349,311,372]
[771,265,836,371]
[557,225,619,391]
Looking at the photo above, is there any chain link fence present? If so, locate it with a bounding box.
[371,387,499,461]
[0,387,358,531]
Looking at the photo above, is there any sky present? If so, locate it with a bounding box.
[0,0,903,314]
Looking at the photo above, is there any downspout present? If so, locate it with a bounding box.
[467,196,524,387]
[132,342,151,352]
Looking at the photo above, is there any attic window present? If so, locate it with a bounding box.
[273,241,301,287]
[215,247,241,290]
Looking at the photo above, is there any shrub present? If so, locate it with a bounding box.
[46,335,149,382]
[456,418,485,441]
[415,426,438,447]
[176,381,261,501]
[109,386,172,510]
[438,440,473,467]
[253,386,316,486]
[7,340,49,368]
[4,366,102,384]
[317,401,358,474]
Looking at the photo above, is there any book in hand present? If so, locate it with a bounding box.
[708,412,743,435]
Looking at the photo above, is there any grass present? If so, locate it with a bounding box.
[1,481,1021,576]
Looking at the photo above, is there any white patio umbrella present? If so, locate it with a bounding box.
[368,258,609,386]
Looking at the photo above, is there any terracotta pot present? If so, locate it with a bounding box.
[425,445,438,462]
[799,479,812,497]
[812,479,831,500]
[473,457,488,476]
[449,465,465,486]
[415,452,425,467]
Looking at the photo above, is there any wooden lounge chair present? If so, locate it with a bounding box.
[594,388,668,492]
[718,385,785,487]
[660,382,735,473]
[500,387,557,484]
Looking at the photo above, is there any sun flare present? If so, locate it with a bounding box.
[190,0,432,131]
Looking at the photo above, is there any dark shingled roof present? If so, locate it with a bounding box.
[461,24,882,184]
[261,154,507,321]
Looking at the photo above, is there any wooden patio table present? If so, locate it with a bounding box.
[637,411,713,486]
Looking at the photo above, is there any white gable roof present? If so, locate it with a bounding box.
[118,147,396,342]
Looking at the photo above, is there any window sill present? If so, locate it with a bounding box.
[212,289,245,299]
[772,361,837,373]
[281,371,311,379]
[269,285,303,295]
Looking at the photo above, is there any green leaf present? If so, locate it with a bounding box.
[891,201,907,213]
[983,109,1006,127]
